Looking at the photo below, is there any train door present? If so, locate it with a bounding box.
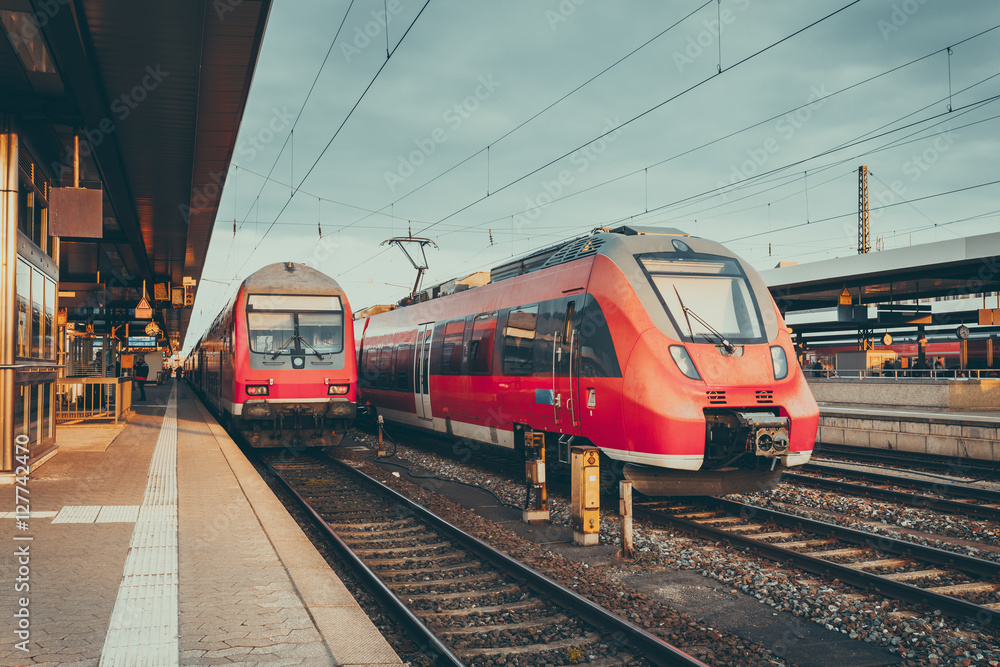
[553,300,580,430]
[414,323,434,420]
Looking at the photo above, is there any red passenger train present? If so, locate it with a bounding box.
[356,226,819,495]
[186,262,357,447]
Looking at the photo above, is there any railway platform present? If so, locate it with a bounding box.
[1,380,401,666]
[816,403,1000,461]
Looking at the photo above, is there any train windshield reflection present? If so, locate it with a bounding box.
[640,256,764,343]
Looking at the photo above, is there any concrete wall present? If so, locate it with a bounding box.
[818,412,1000,462]
[808,378,1000,411]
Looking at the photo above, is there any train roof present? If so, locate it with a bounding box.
[243,262,346,296]
[360,226,705,316]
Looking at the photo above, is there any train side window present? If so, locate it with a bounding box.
[503,305,538,376]
[395,342,413,391]
[378,347,394,389]
[434,319,466,375]
[362,345,379,388]
[468,313,497,375]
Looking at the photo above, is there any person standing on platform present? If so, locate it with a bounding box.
[134,356,149,401]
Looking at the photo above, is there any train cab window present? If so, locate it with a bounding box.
[246,294,344,356]
[503,305,538,376]
[468,313,497,375]
[638,255,765,344]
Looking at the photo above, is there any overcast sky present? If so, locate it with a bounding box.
[182,0,1000,353]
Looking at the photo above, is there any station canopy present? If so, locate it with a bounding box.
[0,0,271,351]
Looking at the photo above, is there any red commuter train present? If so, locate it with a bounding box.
[186,262,357,447]
[356,226,819,495]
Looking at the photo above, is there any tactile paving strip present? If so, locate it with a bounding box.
[99,385,179,666]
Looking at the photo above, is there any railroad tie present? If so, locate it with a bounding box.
[852,558,915,570]
[764,536,830,547]
[456,633,600,659]
[803,547,869,559]
[925,582,1000,596]
[882,569,950,582]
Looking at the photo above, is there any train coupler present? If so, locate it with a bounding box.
[733,411,790,458]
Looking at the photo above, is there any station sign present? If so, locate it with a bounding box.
[127,336,157,348]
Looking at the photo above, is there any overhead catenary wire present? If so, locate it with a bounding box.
[339,0,868,280]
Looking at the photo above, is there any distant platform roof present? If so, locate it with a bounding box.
[761,231,1000,313]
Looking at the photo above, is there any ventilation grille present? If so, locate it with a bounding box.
[706,390,727,405]
[541,236,606,268]
[755,390,774,404]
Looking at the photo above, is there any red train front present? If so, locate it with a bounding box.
[187,262,357,447]
[356,226,819,495]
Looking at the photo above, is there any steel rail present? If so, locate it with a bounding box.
[816,443,998,476]
[783,469,1000,521]
[257,455,465,667]
[803,462,1000,505]
[320,452,708,667]
[635,498,1000,630]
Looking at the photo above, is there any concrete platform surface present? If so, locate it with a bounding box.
[1,380,402,666]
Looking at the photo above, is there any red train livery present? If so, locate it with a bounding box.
[186,262,357,447]
[356,226,819,495]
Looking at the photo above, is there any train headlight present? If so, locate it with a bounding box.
[669,346,701,380]
[770,346,789,380]
[328,384,350,395]
[246,385,269,396]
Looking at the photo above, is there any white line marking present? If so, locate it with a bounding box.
[99,385,179,666]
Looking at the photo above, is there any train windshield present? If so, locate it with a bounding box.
[638,255,765,343]
[246,294,344,355]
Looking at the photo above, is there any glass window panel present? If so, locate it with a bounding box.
[16,258,29,358]
[43,382,53,440]
[248,294,341,311]
[503,306,537,376]
[298,312,344,354]
[32,267,44,358]
[247,312,294,353]
[651,274,762,340]
[469,315,496,375]
[45,278,56,360]
[13,383,27,442]
[29,382,40,445]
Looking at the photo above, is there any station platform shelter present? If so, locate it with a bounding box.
[1,379,403,665]
[0,0,270,479]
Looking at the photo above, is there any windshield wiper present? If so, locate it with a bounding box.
[270,335,297,359]
[672,286,735,354]
[296,337,326,360]
[271,334,326,360]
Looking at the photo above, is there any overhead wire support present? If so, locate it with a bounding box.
[381,234,439,295]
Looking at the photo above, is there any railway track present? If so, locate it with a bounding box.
[783,463,1000,522]
[258,451,706,667]
[815,442,1000,479]
[635,496,1000,630]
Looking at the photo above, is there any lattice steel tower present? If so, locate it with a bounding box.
[858,165,870,254]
